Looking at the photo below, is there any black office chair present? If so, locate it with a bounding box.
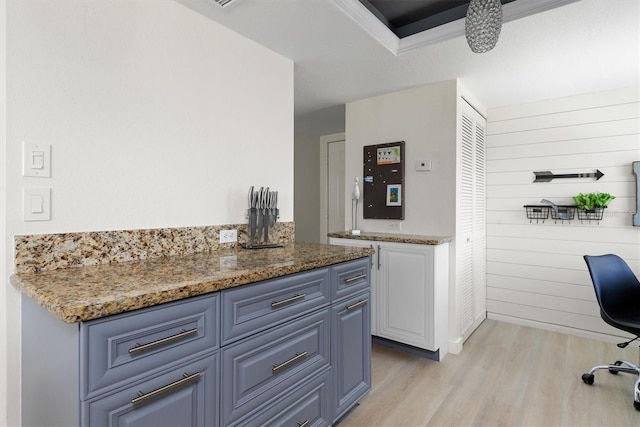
[581,254,640,410]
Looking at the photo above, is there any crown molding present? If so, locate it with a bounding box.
[331,0,581,56]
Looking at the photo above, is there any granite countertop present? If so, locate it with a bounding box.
[10,243,373,324]
[328,231,452,245]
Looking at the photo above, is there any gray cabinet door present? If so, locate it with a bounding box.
[331,290,371,422]
[232,368,331,427]
[330,258,370,303]
[81,293,219,399]
[221,267,330,345]
[82,351,219,427]
[221,309,331,426]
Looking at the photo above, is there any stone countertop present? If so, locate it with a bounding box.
[328,231,452,245]
[10,243,373,324]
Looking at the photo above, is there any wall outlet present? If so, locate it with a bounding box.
[220,229,237,243]
[388,222,402,231]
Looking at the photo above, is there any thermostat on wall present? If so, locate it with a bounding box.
[416,160,432,171]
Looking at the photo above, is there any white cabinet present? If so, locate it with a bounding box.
[330,238,449,360]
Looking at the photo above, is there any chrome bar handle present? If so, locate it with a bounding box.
[271,294,305,308]
[131,372,200,405]
[272,351,308,373]
[377,245,381,270]
[129,328,198,354]
[297,421,310,427]
[346,299,368,311]
[344,273,366,284]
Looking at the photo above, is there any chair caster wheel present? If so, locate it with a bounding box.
[582,373,594,385]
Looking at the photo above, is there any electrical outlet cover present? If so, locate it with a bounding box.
[220,229,238,243]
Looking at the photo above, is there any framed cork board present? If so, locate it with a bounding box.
[363,141,405,219]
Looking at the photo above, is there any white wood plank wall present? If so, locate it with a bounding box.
[485,87,640,342]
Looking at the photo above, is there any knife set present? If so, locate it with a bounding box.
[245,186,281,249]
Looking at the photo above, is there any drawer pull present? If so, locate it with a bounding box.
[272,351,308,373]
[297,421,310,427]
[271,294,305,308]
[129,328,198,354]
[344,273,366,284]
[346,299,368,311]
[131,372,200,405]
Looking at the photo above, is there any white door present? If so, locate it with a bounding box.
[457,102,487,341]
[327,140,345,234]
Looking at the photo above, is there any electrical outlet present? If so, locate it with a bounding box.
[220,229,237,243]
[388,222,402,231]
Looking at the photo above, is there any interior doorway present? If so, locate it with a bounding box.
[320,133,346,243]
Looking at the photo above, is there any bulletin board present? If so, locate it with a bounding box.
[363,141,405,219]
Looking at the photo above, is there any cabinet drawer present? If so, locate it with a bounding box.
[82,351,219,427]
[232,368,331,427]
[331,258,371,302]
[80,293,219,399]
[221,268,330,345]
[221,309,330,426]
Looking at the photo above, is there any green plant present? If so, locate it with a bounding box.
[573,192,615,211]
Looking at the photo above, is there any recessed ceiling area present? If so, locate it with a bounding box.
[179,0,640,133]
[360,0,516,38]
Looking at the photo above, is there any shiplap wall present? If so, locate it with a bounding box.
[486,87,640,342]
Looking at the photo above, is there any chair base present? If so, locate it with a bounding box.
[581,359,640,411]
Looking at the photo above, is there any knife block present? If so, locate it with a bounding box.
[244,207,281,249]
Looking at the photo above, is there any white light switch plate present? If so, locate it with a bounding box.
[23,142,51,177]
[23,188,51,221]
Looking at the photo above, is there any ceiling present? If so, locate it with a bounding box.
[361,0,515,38]
[178,0,640,134]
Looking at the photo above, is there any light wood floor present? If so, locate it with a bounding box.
[339,319,640,426]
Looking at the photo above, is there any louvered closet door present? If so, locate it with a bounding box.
[458,103,487,341]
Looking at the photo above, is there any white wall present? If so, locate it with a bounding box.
[2,0,293,424]
[294,130,320,243]
[1,0,8,423]
[486,87,640,341]
[345,80,458,235]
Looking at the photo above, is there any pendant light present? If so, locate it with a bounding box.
[465,0,503,53]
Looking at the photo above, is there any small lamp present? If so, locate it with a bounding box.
[351,177,361,235]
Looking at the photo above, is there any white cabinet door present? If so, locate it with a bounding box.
[329,237,449,357]
[378,243,434,350]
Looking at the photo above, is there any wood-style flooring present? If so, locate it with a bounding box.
[339,319,640,426]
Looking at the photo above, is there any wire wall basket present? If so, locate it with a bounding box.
[524,205,606,224]
[576,206,605,221]
[524,205,549,223]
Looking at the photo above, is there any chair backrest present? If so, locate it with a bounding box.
[584,254,640,317]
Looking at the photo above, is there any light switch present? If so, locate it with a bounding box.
[30,194,44,213]
[23,142,51,177]
[31,151,45,169]
[23,188,51,221]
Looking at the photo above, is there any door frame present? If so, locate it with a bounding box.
[319,133,345,243]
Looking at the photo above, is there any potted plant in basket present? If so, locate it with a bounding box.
[573,192,615,220]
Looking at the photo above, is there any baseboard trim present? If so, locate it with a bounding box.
[487,313,628,344]
[448,336,463,355]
